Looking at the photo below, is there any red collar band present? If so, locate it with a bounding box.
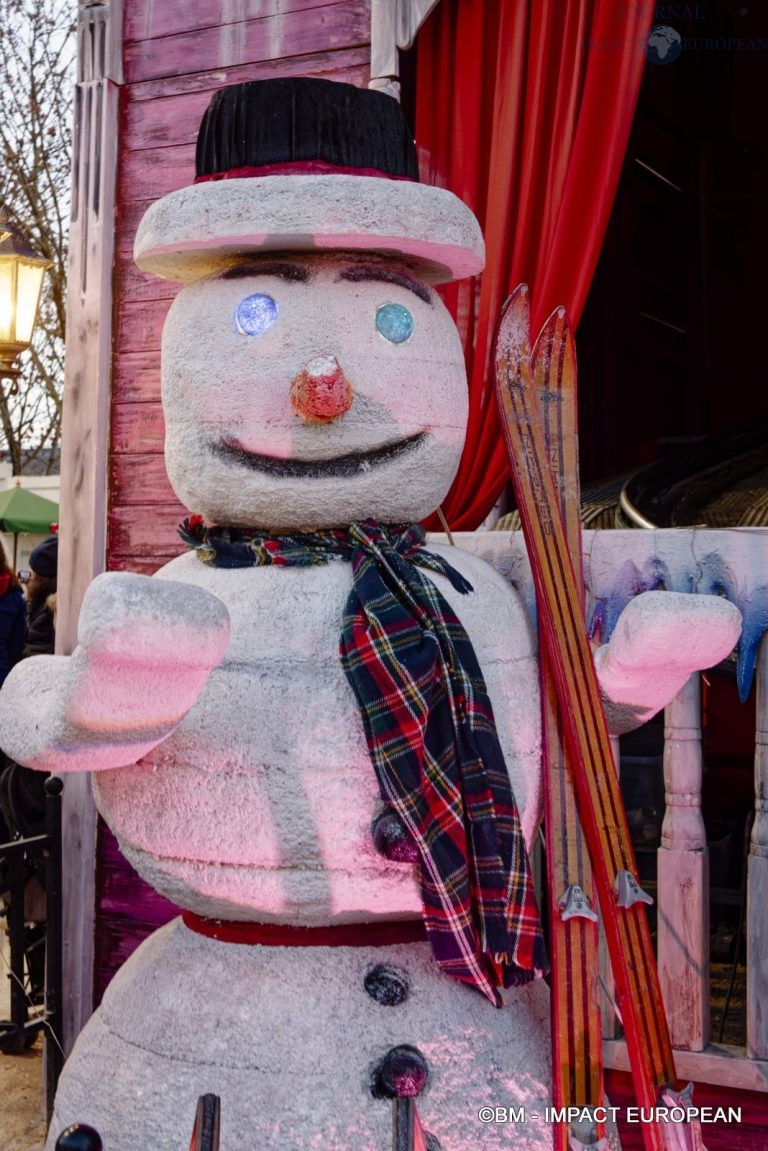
[182,910,427,947]
[193,160,416,183]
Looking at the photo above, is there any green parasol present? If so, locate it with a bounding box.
[0,485,59,568]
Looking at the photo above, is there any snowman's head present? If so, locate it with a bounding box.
[134,78,484,528]
[160,250,468,528]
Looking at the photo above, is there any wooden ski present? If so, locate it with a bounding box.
[494,285,703,1151]
[189,1095,221,1151]
[393,1099,429,1151]
[532,308,605,1151]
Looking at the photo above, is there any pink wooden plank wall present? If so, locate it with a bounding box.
[96,0,372,1002]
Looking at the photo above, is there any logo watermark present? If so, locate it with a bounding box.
[615,5,706,17]
[646,24,683,63]
[477,1105,743,1125]
[584,26,768,61]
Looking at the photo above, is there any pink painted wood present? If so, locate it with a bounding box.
[125,44,370,102]
[112,352,162,402]
[122,51,371,144]
[124,2,370,84]
[94,826,179,1006]
[111,454,177,505]
[115,300,170,353]
[114,259,176,305]
[123,0,357,45]
[108,506,185,558]
[111,401,166,454]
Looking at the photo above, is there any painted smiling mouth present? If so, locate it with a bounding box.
[213,432,427,479]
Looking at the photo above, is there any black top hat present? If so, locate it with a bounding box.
[195,77,419,181]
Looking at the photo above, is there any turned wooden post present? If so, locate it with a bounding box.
[658,674,709,1050]
[748,633,768,1059]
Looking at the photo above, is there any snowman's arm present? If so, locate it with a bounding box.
[0,572,230,773]
[593,590,742,735]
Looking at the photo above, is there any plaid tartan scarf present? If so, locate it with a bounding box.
[180,515,547,1004]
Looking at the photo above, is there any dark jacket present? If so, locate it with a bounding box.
[23,596,54,659]
[0,579,26,685]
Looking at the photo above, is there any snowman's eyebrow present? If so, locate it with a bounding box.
[338,265,431,305]
[218,261,310,282]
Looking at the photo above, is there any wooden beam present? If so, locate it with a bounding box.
[57,0,124,1053]
[124,0,349,44]
[123,1,370,85]
[604,1039,768,1094]
[124,43,370,103]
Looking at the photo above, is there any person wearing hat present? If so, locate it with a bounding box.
[0,539,25,687]
[23,534,57,658]
[0,534,56,999]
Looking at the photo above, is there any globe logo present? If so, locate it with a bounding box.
[646,24,683,65]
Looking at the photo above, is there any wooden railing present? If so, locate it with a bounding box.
[450,527,768,1093]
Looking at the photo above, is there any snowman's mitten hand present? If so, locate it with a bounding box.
[71,572,230,732]
[593,591,741,735]
[0,573,230,773]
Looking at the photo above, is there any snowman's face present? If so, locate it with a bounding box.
[161,252,468,528]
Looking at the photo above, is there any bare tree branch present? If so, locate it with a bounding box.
[0,0,74,474]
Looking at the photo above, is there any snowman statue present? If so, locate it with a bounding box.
[0,78,740,1150]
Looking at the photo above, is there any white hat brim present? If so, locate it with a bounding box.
[134,174,485,284]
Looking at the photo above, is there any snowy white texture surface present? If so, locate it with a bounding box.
[161,253,468,528]
[594,589,741,729]
[0,572,230,771]
[47,918,552,1151]
[133,174,485,284]
[93,545,541,921]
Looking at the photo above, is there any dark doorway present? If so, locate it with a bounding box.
[578,3,768,484]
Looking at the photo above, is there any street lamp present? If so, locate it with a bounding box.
[0,211,51,391]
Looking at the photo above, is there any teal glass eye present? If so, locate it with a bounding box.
[234,293,278,337]
[375,303,413,345]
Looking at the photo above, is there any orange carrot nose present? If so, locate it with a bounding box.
[290,355,353,424]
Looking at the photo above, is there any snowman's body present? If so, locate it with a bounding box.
[53,926,551,1151]
[50,547,553,1150]
[96,547,542,922]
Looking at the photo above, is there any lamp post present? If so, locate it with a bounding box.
[0,211,51,392]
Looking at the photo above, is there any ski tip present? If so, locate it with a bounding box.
[500,283,530,324]
[502,282,529,311]
[530,303,577,384]
[496,284,532,364]
[537,303,572,338]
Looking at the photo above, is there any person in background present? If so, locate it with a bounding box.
[0,534,57,999]
[23,535,57,658]
[0,539,25,687]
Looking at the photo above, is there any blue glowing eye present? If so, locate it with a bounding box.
[375,303,413,345]
[234,293,278,337]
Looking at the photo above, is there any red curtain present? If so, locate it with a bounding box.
[416,0,654,530]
